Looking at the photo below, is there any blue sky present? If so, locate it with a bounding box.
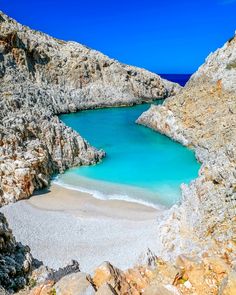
[1,0,236,73]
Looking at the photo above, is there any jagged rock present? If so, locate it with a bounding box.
[29,260,80,285]
[0,213,32,293]
[14,253,236,295]
[93,262,124,290]
[93,262,153,295]
[188,36,236,94]
[0,113,105,205]
[28,266,54,286]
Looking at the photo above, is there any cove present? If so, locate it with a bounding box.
[57,102,200,207]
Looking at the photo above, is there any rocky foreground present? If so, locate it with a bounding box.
[0,208,235,295]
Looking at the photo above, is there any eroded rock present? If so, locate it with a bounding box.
[0,213,32,293]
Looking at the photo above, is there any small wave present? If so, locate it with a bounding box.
[53,178,164,210]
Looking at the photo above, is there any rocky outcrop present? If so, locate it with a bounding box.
[137,35,236,257]
[188,35,236,93]
[15,245,236,295]
[0,11,180,206]
[0,213,32,293]
[0,114,104,205]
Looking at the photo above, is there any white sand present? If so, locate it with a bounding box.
[0,184,163,273]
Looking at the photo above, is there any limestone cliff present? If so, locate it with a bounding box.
[0,11,180,205]
[0,114,103,205]
[137,35,236,255]
[0,11,179,115]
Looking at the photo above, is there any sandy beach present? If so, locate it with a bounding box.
[0,184,161,273]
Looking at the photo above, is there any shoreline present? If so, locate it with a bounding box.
[0,184,161,272]
[30,183,160,220]
[53,177,166,210]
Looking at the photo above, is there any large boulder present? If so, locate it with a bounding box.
[54,272,95,295]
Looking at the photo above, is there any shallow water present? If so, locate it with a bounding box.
[57,102,200,207]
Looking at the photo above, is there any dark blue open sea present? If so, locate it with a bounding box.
[159,73,192,87]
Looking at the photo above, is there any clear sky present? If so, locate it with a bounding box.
[1,0,236,73]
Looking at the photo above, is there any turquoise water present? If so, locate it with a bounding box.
[58,103,200,207]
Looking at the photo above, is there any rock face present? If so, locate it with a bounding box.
[0,113,104,205]
[0,212,32,293]
[0,11,180,205]
[0,12,179,114]
[137,35,236,256]
[188,35,236,93]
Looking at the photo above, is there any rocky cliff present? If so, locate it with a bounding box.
[0,11,180,205]
[0,212,32,293]
[137,35,236,257]
[0,11,179,115]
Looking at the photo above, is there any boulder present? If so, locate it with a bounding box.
[93,262,123,290]
[54,272,95,295]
